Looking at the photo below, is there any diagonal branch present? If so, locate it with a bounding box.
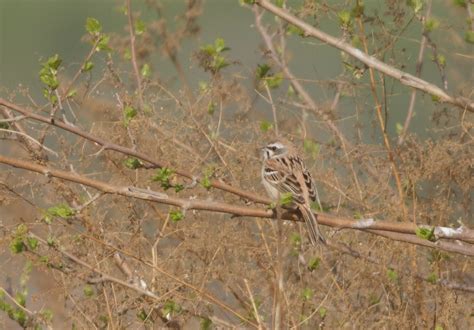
[1,154,473,256]
[253,0,474,112]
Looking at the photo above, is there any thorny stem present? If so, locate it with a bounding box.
[355,16,408,222]
[398,0,432,145]
[126,0,145,110]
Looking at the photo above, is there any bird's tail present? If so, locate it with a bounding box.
[299,205,326,245]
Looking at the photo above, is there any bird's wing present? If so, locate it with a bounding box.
[263,158,305,204]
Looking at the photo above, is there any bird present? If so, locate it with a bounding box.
[261,140,326,245]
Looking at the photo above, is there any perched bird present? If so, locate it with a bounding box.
[261,140,326,245]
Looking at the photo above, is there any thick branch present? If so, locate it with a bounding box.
[254,0,474,112]
[1,154,473,256]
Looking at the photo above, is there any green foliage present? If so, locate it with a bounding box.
[338,10,352,28]
[287,24,305,36]
[303,139,320,159]
[123,105,137,126]
[301,288,313,301]
[256,64,271,79]
[241,0,256,4]
[137,309,148,321]
[319,307,327,319]
[426,272,438,284]
[82,60,94,72]
[200,38,231,73]
[396,122,404,135]
[452,0,466,7]
[279,192,293,207]
[290,232,302,247]
[170,210,184,223]
[152,167,174,190]
[260,120,273,132]
[407,0,423,14]
[43,203,75,224]
[96,34,111,52]
[200,317,212,330]
[141,63,151,78]
[67,89,77,98]
[387,268,398,282]
[308,257,321,271]
[86,17,102,35]
[0,122,9,129]
[83,285,95,297]
[161,300,182,317]
[39,54,62,104]
[135,19,146,35]
[9,224,28,254]
[46,235,57,247]
[201,166,215,190]
[264,72,283,89]
[465,31,474,44]
[415,226,436,242]
[26,237,39,251]
[424,18,440,32]
[207,102,216,115]
[124,157,143,169]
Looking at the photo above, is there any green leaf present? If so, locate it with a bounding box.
[152,167,174,190]
[40,309,53,322]
[82,60,94,72]
[396,122,403,135]
[124,157,143,169]
[302,288,313,301]
[415,227,436,242]
[161,300,182,317]
[86,17,102,35]
[135,19,146,35]
[0,122,9,129]
[387,268,398,282]
[319,307,327,319]
[214,38,230,53]
[286,24,305,36]
[308,257,321,271]
[201,175,212,190]
[424,18,440,32]
[174,184,184,193]
[290,232,301,247]
[83,285,94,297]
[279,192,293,207]
[465,31,474,44]
[264,73,283,89]
[137,309,147,321]
[436,54,446,67]
[426,272,438,284]
[200,317,213,330]
[96,34,111,51]
[407,0,423,14]
[256,63,271,79]
[338,10,352,27]
[67,89,77,98]
[123,105,137,126]
[10,237,26,254]
[141,63,151,78]
[207,102,216,115]
[46,54,62,70]
[26,237,39,251]
[303,139,320,159]
[45,204,75,221]
[242,0,256,4]
[259,120,273,132]
[170,209,184,222]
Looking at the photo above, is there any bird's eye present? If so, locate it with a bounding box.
[270,146,277,151]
